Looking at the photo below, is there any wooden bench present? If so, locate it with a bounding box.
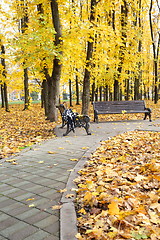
[93,100,152,123]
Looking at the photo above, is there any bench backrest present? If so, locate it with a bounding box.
[93,100,146,113]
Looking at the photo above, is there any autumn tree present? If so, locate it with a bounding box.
[46,0,62,121]
[149,0,160,104]
[82,0,98,115]
[0,39,9,112]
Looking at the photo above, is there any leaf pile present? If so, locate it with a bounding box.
[0,104,57,159]
[75,131,160,240]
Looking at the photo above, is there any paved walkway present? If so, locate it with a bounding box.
[0,119,159,240]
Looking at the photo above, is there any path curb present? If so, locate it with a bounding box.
[60,141,103,240]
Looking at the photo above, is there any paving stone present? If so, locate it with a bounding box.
[26,186,50,194]
[23,230,50,240]
[55,175,69,182]
[40,189,59,198]
[0,213,10,222]
[2,177,20,184]
[8,225,38,240]
[7,189,27,198]
[42,192,62,201]
[1,188,20,196]
[0,222,28,238]
[1,202,27,214]
[0,196,9,203]
[16,208,40,220]
[13,181,33,188]
[30,197,50,207]
[0,184,12,192]
[34,215,59,228]
[15,193,34,201]
[24,211,51,224]
[44,235,59,240]
[0,236,8,240]
[0,198,17,209]
[35,179,56,187]
[0,217,19,231]
[44,220,59,234]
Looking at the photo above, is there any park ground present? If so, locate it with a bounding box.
[0,100,160,240]
[0,100,159,160]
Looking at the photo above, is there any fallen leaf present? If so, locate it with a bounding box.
[29,204,35,208]
[26,198,35,201]
[70,158,78,161]
[65,194,75,198]
[52,205,62,210]
[57,188,67,193]
[108,201,120,215]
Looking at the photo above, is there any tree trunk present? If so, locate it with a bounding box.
[105,85,109,101]
[134,0,142,100]
[114,80,119,101]
[149,0,160,104]
[125,79,130,100]
[23,67,29,110]
[3,82,9,112]
[95,88,98,101]
[75,75,80,105]
[99,86,102,101]
[91,82,95,102]
[82,0,97,115]
[46,0,62,122]
[19,1,29,110]
[42,80,48,116]
[115,0,128,101]
[21,4,29,110]
[1,85,5,108]
[0,41,9,112]
[69,79,73,107]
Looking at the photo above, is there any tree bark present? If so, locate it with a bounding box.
[105,85,109,101]
[134,0,142,100]
[82,0,97,115]
[20,1,29,110]
[1,85,5,108]
[3,82,9,112]
[75,74,80,105]
[91,82,95,102]
[23,67,29,110]
[42,80,48,116]
[99,86,102,101]
[45,0,62,122]
[0,41,9,112]
[69,79,73,107]
[125,78,130,100]
[149,0,160,104]
[115,0,128,101]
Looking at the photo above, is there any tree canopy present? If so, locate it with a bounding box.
[0,0,159,115]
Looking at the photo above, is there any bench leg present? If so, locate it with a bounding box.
[75,115,91,135]
[144,112,152,122]
[94,111,98,123]
[83,116,91,135]
[60,120,66,128]
[63,119,75,136]
[85,122,91,135]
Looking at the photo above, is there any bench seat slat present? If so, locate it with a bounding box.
[96,110,149,114]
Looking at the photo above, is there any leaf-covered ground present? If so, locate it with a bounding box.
[0,100,159,160]
[75,131,160,240]
[0,104,57,159]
